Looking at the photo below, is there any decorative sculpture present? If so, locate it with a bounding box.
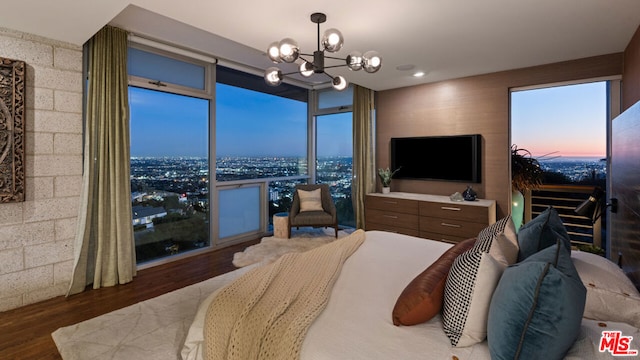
[0,57,25,203]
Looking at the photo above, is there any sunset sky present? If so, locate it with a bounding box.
[511,81,607,159]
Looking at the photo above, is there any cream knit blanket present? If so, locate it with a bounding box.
[203,229,365,360]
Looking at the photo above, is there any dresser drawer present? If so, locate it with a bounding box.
[419,201,490,223]
[366,195,419,215]
[419,216,486,239]
[366,208,419,230]
[367,222,420,237]
[420,230,469,244]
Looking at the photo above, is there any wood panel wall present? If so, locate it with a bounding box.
[376,53,623,219]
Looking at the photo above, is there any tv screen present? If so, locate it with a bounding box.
[390,134,482,183]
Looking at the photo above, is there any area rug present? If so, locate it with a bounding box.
[51,264,256,360]
[232,227,352,268]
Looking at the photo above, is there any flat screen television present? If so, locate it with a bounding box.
[390,134,482,183]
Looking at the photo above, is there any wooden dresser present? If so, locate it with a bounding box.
[365,192,496,244]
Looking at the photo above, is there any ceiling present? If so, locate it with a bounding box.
[2,1,640,91]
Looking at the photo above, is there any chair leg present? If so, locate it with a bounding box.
[334,226,338,238]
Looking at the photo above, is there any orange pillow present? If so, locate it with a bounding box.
[392,237,477,326]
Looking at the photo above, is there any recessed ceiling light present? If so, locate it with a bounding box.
[413,71,426,77]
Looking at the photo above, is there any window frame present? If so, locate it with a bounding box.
[127,41,217,269]
[509,76,621,252]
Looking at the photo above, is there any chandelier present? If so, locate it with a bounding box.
[264,12,382,91]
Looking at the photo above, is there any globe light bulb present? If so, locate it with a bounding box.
[300,62,314,77]
[332,75,348,91]
[346,51,363,71]
[278,38,299,63]
[264,67,282,86]
[363,51,382,73]
[267,41,281,63]
[322,28,344,53]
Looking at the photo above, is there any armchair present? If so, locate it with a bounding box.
[289,184,339,238]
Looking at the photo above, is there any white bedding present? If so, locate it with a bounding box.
[182,230,639,360]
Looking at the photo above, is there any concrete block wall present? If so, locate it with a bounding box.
[0,27,83,312]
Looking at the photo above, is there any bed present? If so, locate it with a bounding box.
[181,214,640,360]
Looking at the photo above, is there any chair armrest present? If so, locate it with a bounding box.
[320,191,337,216]
[289,196,301,219]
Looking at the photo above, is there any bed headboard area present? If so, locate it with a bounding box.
[610,100,640,290]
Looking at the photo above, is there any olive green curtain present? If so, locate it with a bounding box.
[68,26,136,295]
[352,85,376,229]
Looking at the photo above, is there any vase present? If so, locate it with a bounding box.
[462,185,477,201]
[511,189,524,232]
[382,187,390,194]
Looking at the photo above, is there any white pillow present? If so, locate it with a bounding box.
[298,188,324,212]
[572,250,640,327]
[443,250,506,347]
[571,250,639,296]
[442,216,518,347]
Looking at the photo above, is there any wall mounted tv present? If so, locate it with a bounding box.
[390,134,482,183]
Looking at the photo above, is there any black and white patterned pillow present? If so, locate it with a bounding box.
[473,216,518,264]
[442,216,518,347]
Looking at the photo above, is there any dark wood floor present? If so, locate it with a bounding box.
[0,239,259,360]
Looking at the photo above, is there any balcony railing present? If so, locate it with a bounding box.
[523,184,603,248]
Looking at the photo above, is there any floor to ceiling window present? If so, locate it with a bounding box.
[127,45,214,265]
[314,87,355,228]
[316,112,354,227]
[215,73,308,239]
[125,43,342,265]
[129,87,211,263]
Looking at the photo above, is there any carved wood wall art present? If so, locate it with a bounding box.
[0,57,25,203]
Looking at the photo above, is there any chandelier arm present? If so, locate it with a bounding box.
[322,64,350,70]
[280,70,305,77]
[298,54,313,64]
[278,68,338,77]
[323,55,347,61]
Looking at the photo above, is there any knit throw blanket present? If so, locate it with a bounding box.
[203,229,365,360]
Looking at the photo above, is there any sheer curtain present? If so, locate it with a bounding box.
[68,26,136,295]
[352,85,376,229]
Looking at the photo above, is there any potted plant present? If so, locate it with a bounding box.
[511,145,544,230]
[378,167,400,194]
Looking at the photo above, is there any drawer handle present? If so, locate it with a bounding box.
[383,215,398,219]
[441,206,461,211]
[383,200,398,204]
[441,222,461,228]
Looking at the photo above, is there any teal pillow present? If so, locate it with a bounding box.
[517,206,570,261]
[487,242,586,360]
